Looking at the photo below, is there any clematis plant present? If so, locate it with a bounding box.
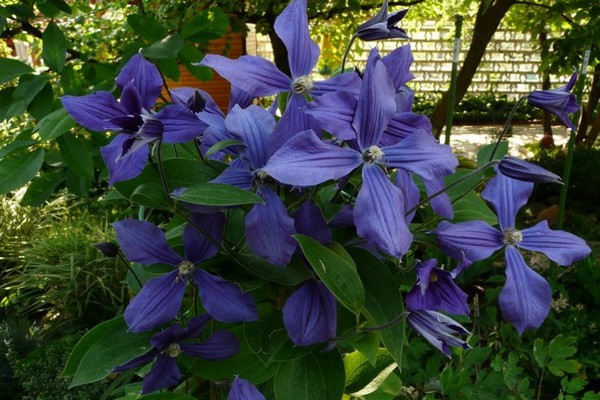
[60,0,592,398]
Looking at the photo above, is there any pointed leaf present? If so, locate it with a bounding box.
[452,190,498,225]
[274,349,345,400]
[22,169,67,206]
[0,58,33,85]
[56,133,94,179]
[42,22,68,72]
[172,183,263,206]
[35,108,76,141]
[142,33,184,59]
[130,183,171,209]
[344,349,396,396]
[181,8,229,41]
[477,141,509,168]
[0,148,44,193]
[127,14,167,42]
[294,235,365,314]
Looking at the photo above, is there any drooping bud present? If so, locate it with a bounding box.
[498,156,562,184]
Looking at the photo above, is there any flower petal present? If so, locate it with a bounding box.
[292,199,332,245]
[354,164,412,257]
[211,165,253,190]
[181,330,240,360]
[142,355,181,394]
[520,220,591,265]
[422,175,454,220]
[354,48,396,150]
[116,53,163,111]
[264,130,362,187]
[433,220,504,262]
[112,350,157,373]
[407,310,470,358]
[183,213,224,264]
[157,105,206,143]
[194,269,258,323]
[270,93,320,153]
[245,187,297,266]
[274,0,320,78]
[310,73,362,97]
[500,246,552,334]
[380,112,432,146]
[383,129,458,180]
[498,156,562,184]
[61,92,124,131]
[394,169,419,224]
[124,270,186,332]
[481,170,533,229]
[100,134,149,186]
[380,45,414,90]
[302,90,357,140]
[201,54,291,97]
[283,280,337,346]
[225,105,275,168]
[113,219,183,266]
[228,376,266,400]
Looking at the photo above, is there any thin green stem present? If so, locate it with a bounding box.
[536,368,545,400]
[341,33,358,73]
[488,95,528,162]
[358,312,410,332]
[116,253,143,289]
[405,160,498,216]
[557,127,576,228]
[155,140,174,208]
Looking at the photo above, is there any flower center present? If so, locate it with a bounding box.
[428,272,438,283]
[362,146,384,163]
[503,228,523,246]
[292,75,314,95]
[166,343,181,358]
[177,260,195,281]
[253,169,275,185]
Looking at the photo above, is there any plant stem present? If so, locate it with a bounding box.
[488,95,527,162]
[155,140,174,208]
[117,253,143,289]
[358,312,409,332]
[556,127,576,228]
[341,33,358,73]
[536,368,545,400]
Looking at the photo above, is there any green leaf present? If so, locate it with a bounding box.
[67,316,154,387]
[155,58,180,81]
[351,248,405,370]
[0,139,36,159]
[181,8,229,42]
[294,235,365,314]
[48,0,72,13]
[0,58,33,85]
[205,139,243,158]
[130,183,171,210]
[452,191,498,225]
[346,332,380,366]
[56,133,94,179]
[36,108,76,141]
[184,62,212,81]
[142,33,184,59]
[533,338,547,368]
[42,22,68,72]
[231,250,311,286]
[1,75,49,121]
[27,82,54,120]
[0,148,44,194]
[463,346,492,368]
[477,141,508,168]
[127,14,167,42]
[66,169,92,196]
[344,349,396,395]
[22,169,67,206]
[140,394,197,400]
[562,377,587,394]
[172,183,263,206]
[274,349,345,400]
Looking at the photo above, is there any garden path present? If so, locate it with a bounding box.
[443,124,569,159]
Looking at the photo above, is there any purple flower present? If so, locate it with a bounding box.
[406,259,470,316]
[407,310,470,358]
[228,376,265,400]
[265,48,457,257]
[200,0,361,149]
[498,156,562,184]
[283,280,337,346]
[357,1,409,41]
[433,171,591,334]
[61,54,206,185]
[114,216,258,332]
[527,72,579,131]
[113,315,239,394]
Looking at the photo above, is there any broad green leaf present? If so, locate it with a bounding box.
[36,108,76,141]
[1,75,49,120]
[351,248,405,370]
[27,82,54,119]
[130,183,171,210]
[56,133,94,179]
[172,183,263,206]
[127,14,167,42]
[0,148,44,194]
[66,169,92,196]
[0,139,36,159]
[477,141,508,168]
[344,349,395,395]
[453,191,498,225]
[230,250,311,286]
[184,62,212,81]
[48,0,72,13]
[346,332,380,366]
[205,139,243,158]
[533,338,546,368]
[68,316,154,387]
[294,235,365,314]
[0,58,33,85]
[181,9,229,42]
[463,346,492,368]
[142,33,184,59]
[42,22,68,72]
[155,58,180,81]
[22,169,67,206]
[274,349,345,400]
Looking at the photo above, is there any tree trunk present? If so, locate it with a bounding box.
[539,31,553,135]
[579,63,600,145]
[429,0,515,138]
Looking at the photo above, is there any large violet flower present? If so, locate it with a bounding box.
[357,0,409,41]
[433,171,591,334]
[62,54,205,185]
[264,48,457,257]
[114,216,258,332]
[527,72,579,131]
[113,315,239,394]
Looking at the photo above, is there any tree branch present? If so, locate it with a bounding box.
[513,1,580,28]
